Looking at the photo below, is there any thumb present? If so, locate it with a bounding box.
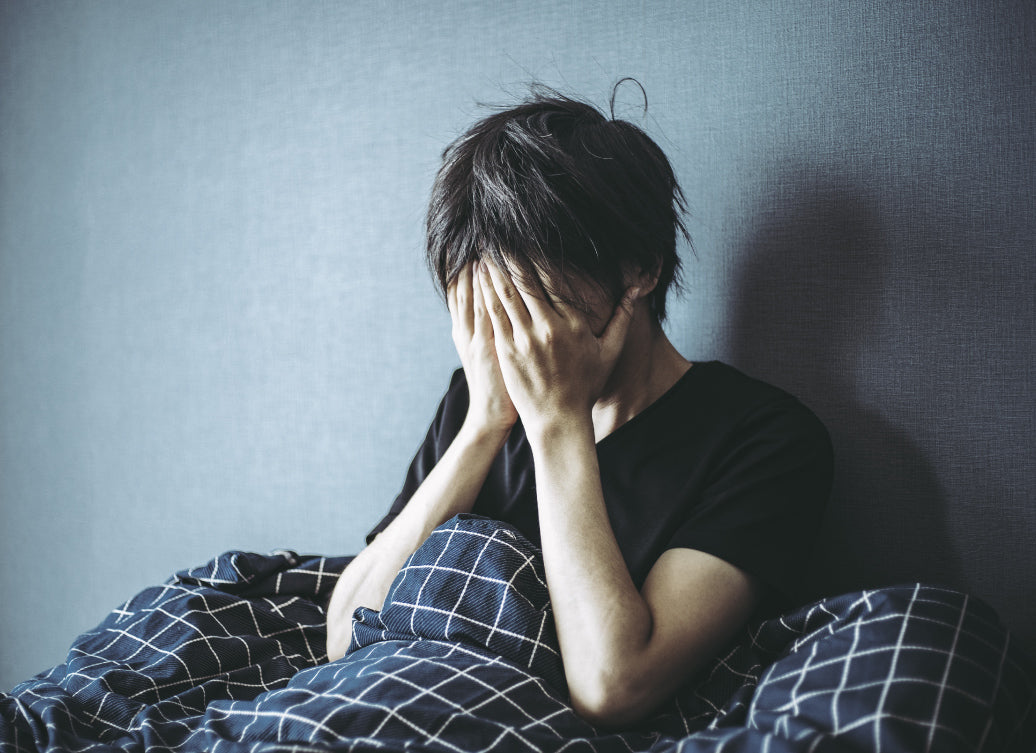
[599,286,640,358]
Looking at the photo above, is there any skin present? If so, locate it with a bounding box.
[326,260,758,728]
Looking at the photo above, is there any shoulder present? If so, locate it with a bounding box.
[433,367,470,413]
[670,361,831,448]
[664,362,835,522]
[443,366,467,391]
[418,367,472,456]
[685,361,805,409]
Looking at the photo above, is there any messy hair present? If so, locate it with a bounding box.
[426,82,690,322]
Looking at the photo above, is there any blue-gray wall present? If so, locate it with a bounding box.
[2,1,1033,689]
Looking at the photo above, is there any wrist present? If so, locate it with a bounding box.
[458,414,513,452]
[524,411,595,453]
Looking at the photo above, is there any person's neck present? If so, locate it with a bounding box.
[591,315,692,443]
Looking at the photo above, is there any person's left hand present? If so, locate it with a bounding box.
[476,261,639,435]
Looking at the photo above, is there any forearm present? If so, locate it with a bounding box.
[326,420,509,661]
[527,418,655,722]
[475,260,755,725]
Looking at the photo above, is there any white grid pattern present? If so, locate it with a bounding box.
[1,515,1033,753]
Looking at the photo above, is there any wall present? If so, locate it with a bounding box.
[1,0,1033,689]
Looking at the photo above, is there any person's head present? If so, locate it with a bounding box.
[426,84,690,325]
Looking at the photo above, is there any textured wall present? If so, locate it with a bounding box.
[1,1,1033,689]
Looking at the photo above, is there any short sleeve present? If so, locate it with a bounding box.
[364,369,469,545]
[667,396,833,609]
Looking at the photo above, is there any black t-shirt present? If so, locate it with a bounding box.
[367,361,833,615]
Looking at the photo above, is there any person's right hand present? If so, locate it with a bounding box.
[447,261,518,435]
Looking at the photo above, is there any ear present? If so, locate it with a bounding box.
[624,259,662,299]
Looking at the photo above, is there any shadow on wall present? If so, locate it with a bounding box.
[725,177,964,603]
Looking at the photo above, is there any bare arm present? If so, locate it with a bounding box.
[529,419,757,726]
[326,262,516,661]
[478,262,757,726]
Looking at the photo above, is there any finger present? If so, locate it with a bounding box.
[511,276,559,326]
[455,262,475,335]
[472,265,493,341]
[599,286,640,361]
[482,261,532,331]
[447,264,464,315]
[478,263,514,342]
[447,275,457,318]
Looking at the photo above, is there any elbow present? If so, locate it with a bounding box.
[566,625,660,728]
[570,697,628,730]
[567,673,654,730]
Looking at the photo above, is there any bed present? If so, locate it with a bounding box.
[2,514,1033,752]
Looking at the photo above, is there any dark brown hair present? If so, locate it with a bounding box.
[426,83,690,322]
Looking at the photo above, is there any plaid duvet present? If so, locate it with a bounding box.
[2,514,1033,752]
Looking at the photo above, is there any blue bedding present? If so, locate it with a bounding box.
[2,514,1033,752]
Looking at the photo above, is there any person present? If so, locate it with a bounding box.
[325,85,833,728]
